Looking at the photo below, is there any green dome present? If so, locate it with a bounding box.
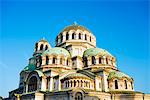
[83,48,113,57]
[42,47,70,57]
[108,71,131,80]
[23,64,36,71]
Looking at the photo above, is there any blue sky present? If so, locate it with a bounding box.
[0,0,149,98]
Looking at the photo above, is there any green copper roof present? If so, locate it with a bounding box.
[23,64,36,71]
[42,47,70,57]
[108,71,131,80]
[64,73,90,79]
[83,48,113,57]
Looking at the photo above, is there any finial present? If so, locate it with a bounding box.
[42,37,45,40]
[73,21,78,25]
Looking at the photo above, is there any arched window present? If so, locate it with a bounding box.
[60,58,62,64]
[71,81,73,87]
[66,59,69,66]
[46,56,49,65]
[67,81,69,87]
[79,33,81,39]
[131,82,133,90]
[115,80,118,89]
[84,81,86,87]
[40,44,43,50]
[124,80,128,89]
[75,92,83,100]
[45,45,48,50]
[66,81,68,88]
[52,57,56,64]
[36,56,42,67]
[85,81,88,87]
[81,80,83,87]
[74,80,76,87]
[106,58,108,64]
[90,36,92,42]
[92,56,96,65]
[60,34,63,42]
[66,32,69,40]
[84,57,88,67]
[35,43,38,51]
[72,33,75,39]
[85,34,87,40]
[99,57,101,64]
[77,80,79,87]
[28,76,37,92]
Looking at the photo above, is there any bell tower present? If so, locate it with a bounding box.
[33,38,51,56]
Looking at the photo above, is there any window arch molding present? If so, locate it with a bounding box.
[26,73,40,93]
[40,44,44,50]
[73,90,84,100]
[114,80,118,89]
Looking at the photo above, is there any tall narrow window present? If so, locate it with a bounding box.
[84,57,88,67]
[72,33,75,39]
[79,33,81,39]
[74,80,76,87]
[115,80,118,89]
[46,56,49,65]
[81,80,83,87]
[124,80,128,89]
[92,56,96,65]
[66,59,69,66]
[35,43,38,51]
[60,34,63,42]
[99,57,101,64]
[131,82,133,90]
[106,58,108,64]
[37,56,42,67]
[66,32,69,40]
[66,81,68,88]
[40,44,43,50]
[45,45,48,50]
[90,36,91,42]
[68,81,69,87]
[52,57,56,64]
[71,81,72,87]
[60,58,62,64]
[85,34,87,40]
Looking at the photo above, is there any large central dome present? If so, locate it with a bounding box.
[62,24,91,33]
[55,23,96,48]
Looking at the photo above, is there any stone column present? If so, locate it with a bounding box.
[69,33,72,40]
[62,32,66,42]
[58,79,61,91]
[49,77,53,91]
[41,56,46,65]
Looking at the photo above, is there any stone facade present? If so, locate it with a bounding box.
[5,23,150,100]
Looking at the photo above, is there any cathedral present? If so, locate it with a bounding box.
[6,23,150,100]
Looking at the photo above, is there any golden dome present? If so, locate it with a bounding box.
[62,23,91,33]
